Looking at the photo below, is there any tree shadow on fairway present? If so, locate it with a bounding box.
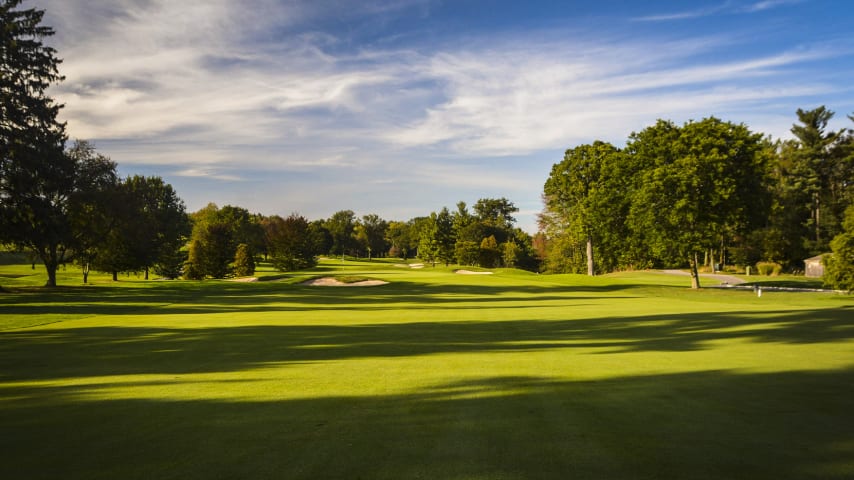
[1,307,853,382]
[0,279,641,318]
[0,369,852,479]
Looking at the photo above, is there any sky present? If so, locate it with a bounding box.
[33,0,854,232]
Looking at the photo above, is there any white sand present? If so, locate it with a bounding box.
[455,270,493,275]
[302,277,388,287]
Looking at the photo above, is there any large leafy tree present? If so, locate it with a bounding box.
[65,140,119,283]
[543,141,621,275]
[182,204,253,279]
[326,210,357,258]
[94,176,189,280]
[266,213,318,271]
[0,0,75,286]
[123,175,189,279]
[418,208,455,266]
[628,118,772,288]
[354,213,388,260]
[385,220,413,259]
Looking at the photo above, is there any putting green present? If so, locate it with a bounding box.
[1,260,852,479]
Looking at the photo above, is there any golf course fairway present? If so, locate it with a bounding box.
[1,260,852,479]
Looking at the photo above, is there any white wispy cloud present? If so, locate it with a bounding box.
[635,0,804,22]
[31,0,852,230]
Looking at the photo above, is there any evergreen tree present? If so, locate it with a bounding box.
[233,243,255,277]
[1,1,71,286]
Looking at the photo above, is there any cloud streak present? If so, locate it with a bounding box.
[34,0,854,230]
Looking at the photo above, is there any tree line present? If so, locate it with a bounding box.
[153,197,538,281]
[2,1,852,290]
[540,111,854,289]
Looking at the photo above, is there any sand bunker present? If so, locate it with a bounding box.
[455,270,494,275]
[229,277,259,282]
[302,277,388,287]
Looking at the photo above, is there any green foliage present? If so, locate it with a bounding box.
[325,210,357,256]
[479,235,500,268]
[100,175,189,279]
[354,214,388,260]
[232,243,255,277]
[182,240,204,280]
[473,197,518,232]
[186,204,259,279]
[385,221,413,259]
[787,106,849,253]
[266,214,318,272]
[1,2,72,286]
[501,240,520,268]
[454,240,480,266]
[755,261,783,276]
[153,246,187,280]
[823,206,854,292]
[542,141,624,275]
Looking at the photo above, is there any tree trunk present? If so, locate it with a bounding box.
[44,261,58,287]
[144,267,149,280]
[586,234,594,276]
[41,246,59,287]
[112,271,118,282]
[689,252,701,289]
[815,198,821,245]
[82,263,90,284]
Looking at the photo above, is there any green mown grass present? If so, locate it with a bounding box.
[1,260,852,479]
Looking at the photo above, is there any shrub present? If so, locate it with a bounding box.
[233,243,255,277]
[755,261,782,276]
[823,206,854,292]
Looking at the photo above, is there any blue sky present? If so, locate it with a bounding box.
[37,0,854,232]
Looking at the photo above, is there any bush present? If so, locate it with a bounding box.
[755,261,782,276]
[823,206,854,292]
[233,243,255,277]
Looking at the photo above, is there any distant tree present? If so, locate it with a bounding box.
[122,175,189,279]
[454,240,480,266]
[199,222,233,278]
[233,243,255,277]
[385,221,412,259]
[788,106,848,253]
[479,235,500,268]
[266,213,318,271]
[473,197,518,230]
[354,213,388,260]
[407,216,431,258]
[183,239,205,280]
[417,209,455,267]
[418,216,440,267]
[435,207,455,265]
[823,205,854,292]
[309,219,333,255]
[91,175,188,280]
[65,140,120,283]
[185,204,253,278]
[502,240,520,268]
[326,210,357,258]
